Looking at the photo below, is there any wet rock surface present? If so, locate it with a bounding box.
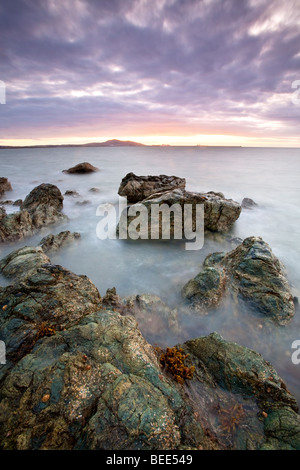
[39,231,81,253]
[181,332,300,450]
[182,236,295,325]
[118,172,186,203]
[0,246,299,450]
[0,184,66,242]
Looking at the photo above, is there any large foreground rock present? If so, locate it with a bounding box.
[182,236,295,324]
[0,246,299,450]
[181,332,300,450]
[0,184,66,242]
[118,172,186,203]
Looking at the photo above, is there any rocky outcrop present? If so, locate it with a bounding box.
[0,246,50,279]
[0,184,66,242]
[118,172,186,203]
[118,188,241,239]
[0,246,299,450]
[181,332,300,450]
[62,162,99,174]
[0,248,215,451]
[0,178,12,197]
[39,231,81,254]
[182,236,295,324]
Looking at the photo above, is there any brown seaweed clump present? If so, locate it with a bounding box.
[156,346,195,384]
[35,322,56,341]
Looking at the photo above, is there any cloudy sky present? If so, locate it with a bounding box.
[0,0,299,147]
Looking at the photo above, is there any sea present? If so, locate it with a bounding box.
[1,145,300,402]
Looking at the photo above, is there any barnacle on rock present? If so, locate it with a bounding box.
[156,346,195,384]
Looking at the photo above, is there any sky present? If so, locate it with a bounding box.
[0,0,300,147]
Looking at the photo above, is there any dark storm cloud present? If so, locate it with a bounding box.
[0,0,299,142]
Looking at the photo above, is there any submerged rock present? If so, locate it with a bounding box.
[39,231,81,253]
[64,190,80,197]
[0,177,12,196]
[62,162,99,174]
[0,184,66,242]
[242,198,258,209]
[118,172,186,203]
[182,236,295,325]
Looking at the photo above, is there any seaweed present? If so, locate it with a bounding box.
[156,346,195,384]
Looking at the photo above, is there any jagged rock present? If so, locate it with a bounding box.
[0,184,66,242]
[0,249,102,368]
[181,267,227,312]
[0,177,12,196]
[118,188,241,239]
[242,198,258,209]
[0,246,50,279]
[182,237,295,325]
[62,162,99,174]
[39,231,81,253]
[118,172,186,203]
[181,332,300,450]
[1,246,299,450]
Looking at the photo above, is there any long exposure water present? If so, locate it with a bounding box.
[1,145,300,402]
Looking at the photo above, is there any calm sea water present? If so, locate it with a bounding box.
[1,146,300,401]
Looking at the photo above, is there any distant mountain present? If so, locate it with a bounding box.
[0,139,145,149]
[82,139,145,147]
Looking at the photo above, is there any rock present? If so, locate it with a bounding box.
[75,200,90,206]
[118,188,241,238]
[0,249,215,451]
[0,207,6,221]
[181,266,227,311]
[0,250,102,367]
[0,246,50,279]
[242,198,258,209]
[0,177,12,196]
[183,237,295,325]
[39,231,81,253]
[118,172,186,203]
[0,200,13,205]
[62,162,99,174]
[89,187,100,193]
[21,184,63,213]
[13,199,23,207]
[0,184,66,243]
[64,190,80,197]
[181,332,300,450]
[1,246,299,450]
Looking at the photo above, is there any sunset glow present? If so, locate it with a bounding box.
[0,0,299,147]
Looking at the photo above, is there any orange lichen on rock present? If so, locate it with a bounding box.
[156,346,195,384]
